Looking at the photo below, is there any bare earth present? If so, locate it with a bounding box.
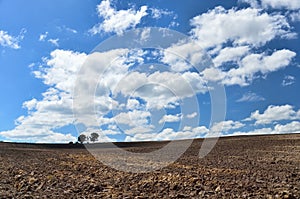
[0,134,299,198]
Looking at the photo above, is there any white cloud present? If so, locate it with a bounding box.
[190,6,296,48]
[211,120,245,133]
[290,11,300,22]
[114,71,207,109]
[33,49,87,93]
[201,67,226,82]
[224,121,300,136]
[124,126,154,135]
[202,49,296,86]
[114,110,151,127]
[192,126,209,135]
[0,128,76,143]
[225,127,273,136]
[90,0,148,35]
[274,121,300,134]
[39,32,48,41]
[240,0,300,10]
[186,112,197,119]
[0,49,88,143]
[182,126,192,131]
[0,29,23,49]
[48,38,59,47]
[236,92,265,102]
[248,104,300,125]
[223,49,296,86]
[74,48,143,126]
[282,75,295,86]
[125,126,209,141]
[261,0,300,10]
[139,27,151,42]
[161,6,298,89]
[213,46,250,67]
[162,40,208,72]
[156,127,202,141]
[125,132,156,141]
[0,89,77,143]
[150,8,174,19]
[39,33,61,47]
[169,21,179,28]
[22,98,38,111]
[65,27,77,34]
[2,48,141,143]
[181,71,209,94]
[159,114,181,124]
[126,98,141,110]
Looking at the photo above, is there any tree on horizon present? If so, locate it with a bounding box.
[78,134,87,144]
[90,132,99,142]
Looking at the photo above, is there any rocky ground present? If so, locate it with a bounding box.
[0,134,299,198]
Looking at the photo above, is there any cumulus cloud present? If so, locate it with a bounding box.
[114,110,151,127]
[290,11,300,22]
[274,121,300,134]
[222,49,295,86]
[125,126,209,142]
[0,50,90,143]
[225,121,300,136]
[211,120,245,133]
[247,104,300,125]
[114,70,207,109]
[0,88,77,143]
[201,67,226,82]
[190,6,296,48]
[202,49,296,86]
[237,50,295,74]
[90,0,148,35]
[261,0,300,10]
[224,127,273,136]
[3,2,299,143]
[0,128,76,143]
[159,6,298,88]
[124,126,154,135]
[162,40,209,72]
[236,92,265,102]
[126,98,141,110]
[139,28,151,42]
[240,0,300,10]
[282,75,295,86]
[186,112,197,119]
[0,29,25,49]
[2,48,141,142]
[159,114,181,124]
[73,48,132,125]
[245,0,300,10]
[33,49,87,93]
[213,46,250,67]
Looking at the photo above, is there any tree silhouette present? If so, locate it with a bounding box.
[78,134,87,144]
[90,132,99,142]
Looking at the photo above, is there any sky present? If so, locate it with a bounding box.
[0,0,300,143]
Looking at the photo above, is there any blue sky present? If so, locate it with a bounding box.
[0,0,300,143]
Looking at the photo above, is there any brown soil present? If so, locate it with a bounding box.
[0,134,299,198]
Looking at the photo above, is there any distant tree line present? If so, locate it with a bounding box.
[77,132,99,144]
